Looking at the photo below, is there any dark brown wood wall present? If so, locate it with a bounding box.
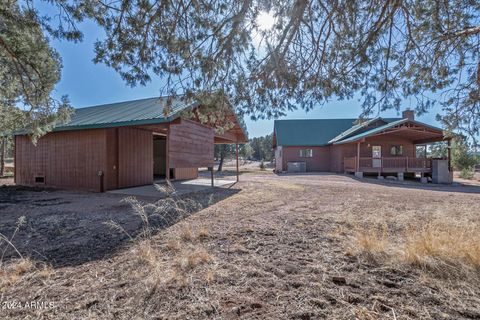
[15,130,107,191]
[117,127,153,188]
[281,146,331,172]
[174,167,199,180]
[105,128,119,190]
[168,119,214,168]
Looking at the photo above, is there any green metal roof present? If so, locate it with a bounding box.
[328,117,382,144]
[274,117,443,147]
[53,96,199,131]
[274,119,361,146]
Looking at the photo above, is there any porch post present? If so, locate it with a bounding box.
[236,143,239,182]
[166,124,170,180]
[211,167,214,187]
[447,139,452,172]
[355,141,363,178]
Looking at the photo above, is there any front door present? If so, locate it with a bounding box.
[372,146,381,168]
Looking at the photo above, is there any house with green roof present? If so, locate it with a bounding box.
[14,96,248,191]
[273,110,453,182]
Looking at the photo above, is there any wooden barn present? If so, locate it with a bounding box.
[273,110,452,183]
[14,96,248,192]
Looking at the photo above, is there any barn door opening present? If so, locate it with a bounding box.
[153,135,167,180]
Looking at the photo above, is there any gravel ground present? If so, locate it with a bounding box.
[0,173,479,319]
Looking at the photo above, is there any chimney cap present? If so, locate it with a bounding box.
[402,109,414,120]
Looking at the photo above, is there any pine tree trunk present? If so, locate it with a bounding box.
[217,152,224,172]
[0,137,5,177]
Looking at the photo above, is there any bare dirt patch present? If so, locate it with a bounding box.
[1,173,480,319]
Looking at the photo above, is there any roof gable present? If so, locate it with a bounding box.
[333,119,444,144]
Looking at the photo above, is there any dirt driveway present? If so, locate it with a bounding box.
[1,173,480,319]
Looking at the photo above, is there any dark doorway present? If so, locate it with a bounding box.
[153,135,167,180]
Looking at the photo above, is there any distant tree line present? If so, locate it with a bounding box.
[214,133,274,171]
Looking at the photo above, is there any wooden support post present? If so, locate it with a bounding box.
[236,143,239,182]
[13,135,16,184]
[210,167,214,187]
[356,142,360,172]
[447,139,452,172]
[166,125,170,180]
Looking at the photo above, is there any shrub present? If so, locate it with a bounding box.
[459,168,475,179]
[259,160,266,170]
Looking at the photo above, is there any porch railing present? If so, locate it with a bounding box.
[344,156,432,172]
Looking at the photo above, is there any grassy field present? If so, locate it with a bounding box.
[0,171,479,319]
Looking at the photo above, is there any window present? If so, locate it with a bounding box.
[390,145,403,156]
[299,149,313,158]
[372,146,381,158]
[34,176,45,184]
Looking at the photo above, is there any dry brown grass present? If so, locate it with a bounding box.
[351,219,480,279]
[402,222,480,275]
[352,223,389,257]
[0,258,34,285]
[197,226,210,240]
[135,240,158,266]
[174,247,212,272]
[179,225,194,242]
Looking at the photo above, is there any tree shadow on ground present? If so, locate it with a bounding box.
[0,185,240,268]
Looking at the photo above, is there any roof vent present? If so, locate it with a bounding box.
[402,109,414,120]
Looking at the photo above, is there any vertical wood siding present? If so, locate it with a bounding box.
[168,119,214,168]
[15,130,107,191]
[174,167,198,180]
[281,146,331,172]
[118,127,153,188]
[105,128,119,190]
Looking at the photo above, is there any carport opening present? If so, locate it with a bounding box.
[153,135,167,180]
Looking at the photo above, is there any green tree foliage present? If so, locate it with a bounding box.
[250,134,274,161]
[239,143,254,160]
[77,0,479,143]
[0,0,72,141]
[451,136,476,173]
[2,1,480,144]
[0,103,26,175]
[428,142,448,158]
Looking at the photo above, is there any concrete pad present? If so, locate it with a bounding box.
[108,178,235,198]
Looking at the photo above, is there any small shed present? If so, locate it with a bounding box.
[14,96,247,191]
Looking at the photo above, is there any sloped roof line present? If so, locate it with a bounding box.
[332,118,444,145]
[328,117,384,144]
[15,95,248,141]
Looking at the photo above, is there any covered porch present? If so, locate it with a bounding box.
[344,156,435,174]
[339,119,451,182]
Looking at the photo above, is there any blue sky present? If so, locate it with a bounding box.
[47,17,443,138]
